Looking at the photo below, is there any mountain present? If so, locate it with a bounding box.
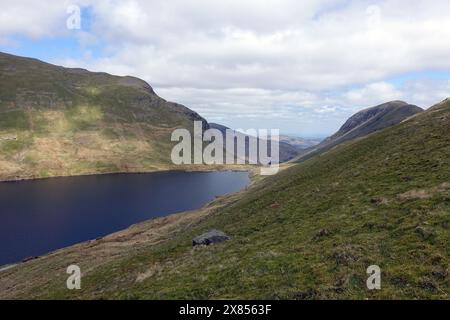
[209,123,301,163]
[297,101,423,161]
[2,99,448,299]
[0,52,209,180]
[279,135,322,150]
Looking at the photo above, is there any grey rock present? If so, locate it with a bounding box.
[415,226,435,240]
[193,230,230,246]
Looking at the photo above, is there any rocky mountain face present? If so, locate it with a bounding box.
[327,101,423,142]
[297,101,423,161]
[0,52,208,180]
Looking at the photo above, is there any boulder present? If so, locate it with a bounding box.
[415,226,435,240]
[193,230,230,246]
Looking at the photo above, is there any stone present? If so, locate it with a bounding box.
[415,226,435,240]
[192,230,230,246]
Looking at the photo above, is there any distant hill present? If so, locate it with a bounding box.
[297,101,423,161]
[209,123,301,163]
[279,135,322,150]
[0,52,209,180]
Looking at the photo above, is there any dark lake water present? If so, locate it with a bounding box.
[0,171,249,266]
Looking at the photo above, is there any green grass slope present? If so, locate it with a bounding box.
[0,52,207,180]
[1,99,448,300]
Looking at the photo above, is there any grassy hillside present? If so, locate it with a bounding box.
[0,52,210,180]
[1,99,448,299]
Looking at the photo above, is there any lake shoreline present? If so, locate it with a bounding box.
[0,165,254,184]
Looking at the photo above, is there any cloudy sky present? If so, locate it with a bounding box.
[1,0,450,137]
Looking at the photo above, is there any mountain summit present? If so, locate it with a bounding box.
[298,101,423,161]
[328,101,423,142]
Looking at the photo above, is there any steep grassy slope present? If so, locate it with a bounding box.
[298,101,423,162]
[1,100,448,299]
[0,52,208,180]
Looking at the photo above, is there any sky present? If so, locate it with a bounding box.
[1,0,450,137]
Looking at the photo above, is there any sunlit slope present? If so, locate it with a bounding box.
[0,52,206,180]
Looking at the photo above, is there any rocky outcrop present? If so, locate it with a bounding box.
[192,230,230,246]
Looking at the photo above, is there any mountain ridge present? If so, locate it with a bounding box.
[296,100,423,162]
[0,52,216,181]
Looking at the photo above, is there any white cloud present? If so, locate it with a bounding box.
[69,0,450,90]
[1,0,450,136]
[343,82,402,106]
[0,0,71,39]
